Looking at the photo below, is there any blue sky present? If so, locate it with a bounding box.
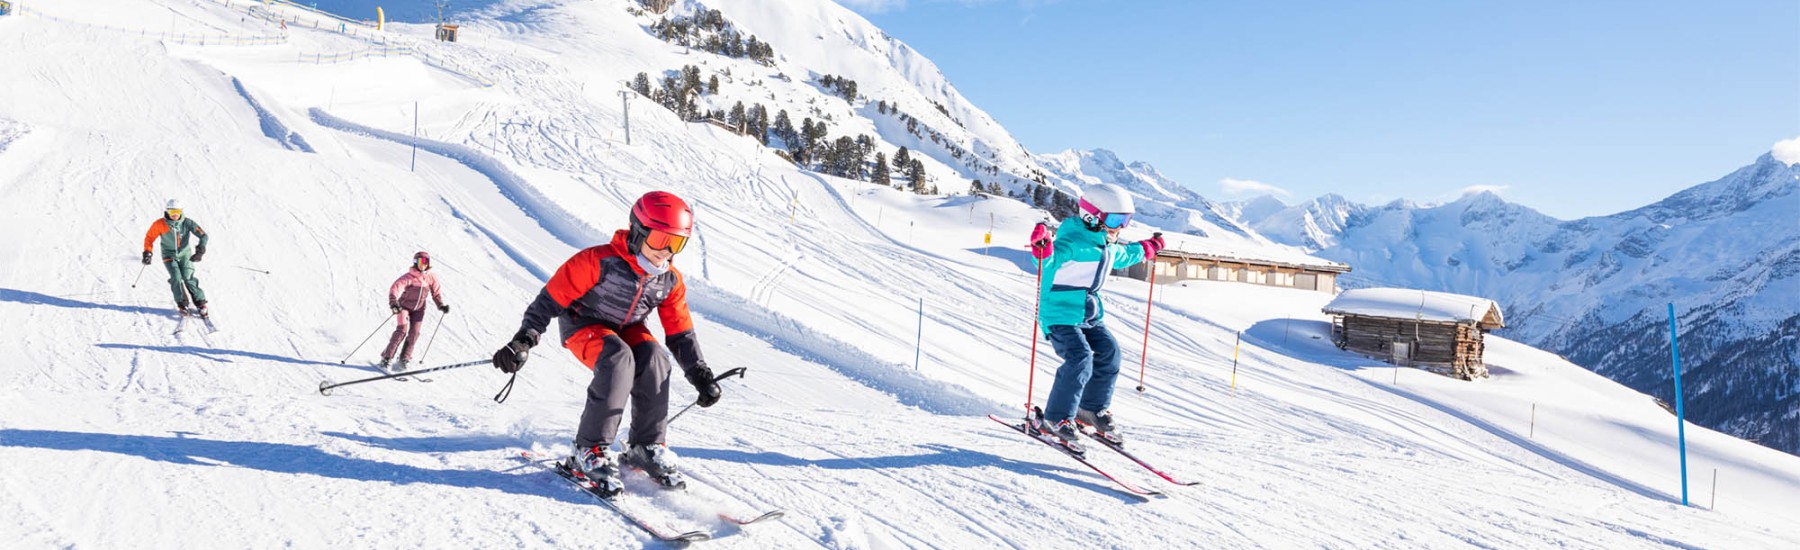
[849,0,1799,219]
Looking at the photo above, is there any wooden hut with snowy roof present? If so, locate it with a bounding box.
[1322,288,1505,380]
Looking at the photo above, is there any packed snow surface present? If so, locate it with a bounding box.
[0,1,1795,548]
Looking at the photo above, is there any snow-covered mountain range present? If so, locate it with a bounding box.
[1227,153,1800,456]
[1037,148,1258,241]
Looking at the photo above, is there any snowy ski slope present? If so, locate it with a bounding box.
[0,1,1796,548]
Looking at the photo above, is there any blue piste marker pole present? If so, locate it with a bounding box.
[1668,303,1689,506]
[914,298,925,372]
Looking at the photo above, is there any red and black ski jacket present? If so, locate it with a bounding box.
[519,230,704,374]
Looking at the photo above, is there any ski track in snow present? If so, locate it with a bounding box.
[229,76,315,153]
[0,1,1796,548]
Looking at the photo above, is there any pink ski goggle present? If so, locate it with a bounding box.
[1079,199,1132,229]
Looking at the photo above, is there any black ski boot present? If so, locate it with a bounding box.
[378,357,392,372]
[1076,408,1124,447]
[621,443,687,490]
[194,300,210,319]
[566,444,624,499]
[1027,407,1084,456]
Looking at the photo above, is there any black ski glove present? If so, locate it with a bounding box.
[390,305,402,315]
[492,328,538,374]
[438,304,451,314]
[141,251,152,265]
[685,364,722,408]
[191,245,206,262]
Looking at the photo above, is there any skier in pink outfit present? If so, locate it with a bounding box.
[381,251,449,372]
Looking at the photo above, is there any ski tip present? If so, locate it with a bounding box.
[725,510,785,525]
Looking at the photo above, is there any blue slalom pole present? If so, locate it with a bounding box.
[1668,303,1689,506]
[914,297,924,372]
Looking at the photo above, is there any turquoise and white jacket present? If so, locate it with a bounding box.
[1037,217,1148,332]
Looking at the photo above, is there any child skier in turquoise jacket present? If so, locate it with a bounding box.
[1028,183,1163,455]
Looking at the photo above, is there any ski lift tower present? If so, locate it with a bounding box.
[433,1,459,42]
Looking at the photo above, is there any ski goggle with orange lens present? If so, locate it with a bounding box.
[166,208,183,218]
[642,228,689,254]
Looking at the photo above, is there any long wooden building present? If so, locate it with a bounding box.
[1321,288,1505,380]
[1115,248,1351,293]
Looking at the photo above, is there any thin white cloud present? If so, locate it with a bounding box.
[1455,184,1510,198]
[838,0,908,13]
[1219,178,1292,198]
[1772,136,1800,166]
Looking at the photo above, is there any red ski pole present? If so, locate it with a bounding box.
[1136,239,1159,393]
[1026,257,1043,414]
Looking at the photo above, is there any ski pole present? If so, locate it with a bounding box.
[318,359,490,396]
[415,310,448,366]
[131,263,149,288]
[667,367,748,426]
[234,265,272,275]
[339,312,398,364]
[1136,234,1160,393]
[1026,257,1042,413]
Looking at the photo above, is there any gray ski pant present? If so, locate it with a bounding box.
[573,334,673,448]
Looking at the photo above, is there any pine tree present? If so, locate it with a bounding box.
[632,72,652,96]
[805,119,828,151]
[682,66,702,95]
[708,75,720,95]
[748,104,769,144]
[728,102,746,133]
[970,179,984,196]
[1051,191,1078,219]
[1032,184,1051,207]
[872,152,890,185]
[853,135,874,179]
[908,159,927,194]
[773,110,794,146]
[832,136,857,178]
[894,146,911,169]
[795,118,814,163]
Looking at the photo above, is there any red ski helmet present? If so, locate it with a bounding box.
[628,191,694,255]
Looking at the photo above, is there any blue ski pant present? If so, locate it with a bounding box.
[1042,323,1121,424]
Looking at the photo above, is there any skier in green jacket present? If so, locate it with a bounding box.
[141,199,210,318]
[1025,183,1163,455]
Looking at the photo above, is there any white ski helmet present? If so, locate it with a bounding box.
[1077,184,1134,230]
[165,198,181,210]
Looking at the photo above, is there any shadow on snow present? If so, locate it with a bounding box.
[94,343,339,367]
[0,287,169,316]
[0,429,586,505]
[682,441,1147,504]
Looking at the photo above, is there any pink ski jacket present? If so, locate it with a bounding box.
[389,268,446,311]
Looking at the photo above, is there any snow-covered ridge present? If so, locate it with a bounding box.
[1241,153,1800,456]
[1,0,1797,547]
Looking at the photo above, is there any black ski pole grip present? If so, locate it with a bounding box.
[713,367,747,383]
